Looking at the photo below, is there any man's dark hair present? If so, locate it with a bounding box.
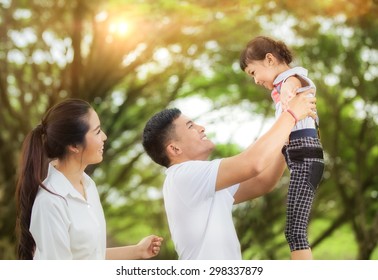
[142,108,181,167]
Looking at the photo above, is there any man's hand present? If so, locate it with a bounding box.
[288,88,317,121]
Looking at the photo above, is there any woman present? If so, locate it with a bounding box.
[15,98,163,260]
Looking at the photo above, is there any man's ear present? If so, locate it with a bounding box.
[166,143,181,157]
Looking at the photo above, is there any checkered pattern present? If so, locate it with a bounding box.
[282,137,324,252]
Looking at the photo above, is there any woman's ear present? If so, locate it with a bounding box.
[68,144,80,154]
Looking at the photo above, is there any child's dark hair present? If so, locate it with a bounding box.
[142,108,181,168]
[15,98,92,259]
[239,36,293,71]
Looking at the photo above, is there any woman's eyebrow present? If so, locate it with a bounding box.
[92,125,101,131]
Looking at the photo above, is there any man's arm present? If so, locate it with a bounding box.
[233,152,285,204]
[215,90,316,191]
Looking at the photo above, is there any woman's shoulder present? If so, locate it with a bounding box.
[34,185,67,209]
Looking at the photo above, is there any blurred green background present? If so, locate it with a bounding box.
[1,0,377,260]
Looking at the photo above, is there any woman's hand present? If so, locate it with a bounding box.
[137,235,164,259]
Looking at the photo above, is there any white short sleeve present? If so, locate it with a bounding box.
[166,159,221,207]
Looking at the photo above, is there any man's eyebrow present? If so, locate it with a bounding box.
[186,120,193,126]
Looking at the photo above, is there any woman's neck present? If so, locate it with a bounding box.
[54,159,86,189]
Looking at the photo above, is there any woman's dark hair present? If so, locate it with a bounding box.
[239,36,293,71]
[15,98,92,260]
[142,108,181,168]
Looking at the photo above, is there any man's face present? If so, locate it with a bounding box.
[169,114,215,162]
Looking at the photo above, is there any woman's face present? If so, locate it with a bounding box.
[81,109,107,165]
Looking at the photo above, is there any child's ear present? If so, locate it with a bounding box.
[265,53,275,65]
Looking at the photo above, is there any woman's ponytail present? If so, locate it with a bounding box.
[15,124,48,260]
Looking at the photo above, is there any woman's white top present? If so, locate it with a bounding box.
[30,163,106,259]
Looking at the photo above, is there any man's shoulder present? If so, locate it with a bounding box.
[166,159,221,174]
[164,159,222,193]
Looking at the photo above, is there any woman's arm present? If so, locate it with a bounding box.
[105,235,163,260]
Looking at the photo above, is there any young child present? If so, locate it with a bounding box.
[239,36,324,260]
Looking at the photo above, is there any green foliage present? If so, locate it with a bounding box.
[311,220,359,260]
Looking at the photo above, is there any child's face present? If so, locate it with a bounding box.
[244,58,278,91]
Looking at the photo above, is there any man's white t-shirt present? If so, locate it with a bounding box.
[163,159,241,260]
[30,163,107,259]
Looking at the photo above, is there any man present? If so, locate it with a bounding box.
[142,91,317,260]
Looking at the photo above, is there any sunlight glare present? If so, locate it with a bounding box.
[109,20,130,37]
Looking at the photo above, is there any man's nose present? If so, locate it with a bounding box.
[196,124,205,132]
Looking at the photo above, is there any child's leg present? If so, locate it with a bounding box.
[284,161,315,252]
[291,248,313,260]
[282,137,324,260]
